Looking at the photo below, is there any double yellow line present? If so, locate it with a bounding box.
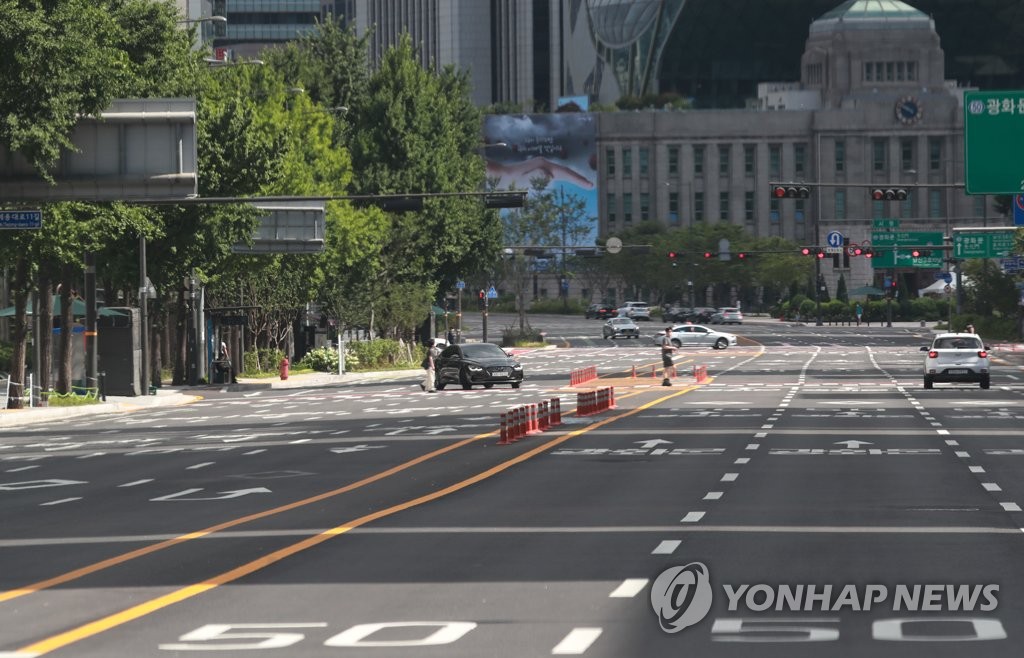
[10,387,685,655]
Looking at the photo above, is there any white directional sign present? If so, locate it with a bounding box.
[329,444,387,454]
[635,439,673,449]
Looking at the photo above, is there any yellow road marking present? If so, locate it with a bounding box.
[16,386,695,656]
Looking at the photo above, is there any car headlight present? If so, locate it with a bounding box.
[467,365,484,372]
[512,363,523,370]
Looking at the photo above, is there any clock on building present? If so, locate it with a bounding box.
[895,96,923,124]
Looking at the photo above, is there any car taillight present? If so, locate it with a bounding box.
[978,350,988,358]
[928,350,938,358]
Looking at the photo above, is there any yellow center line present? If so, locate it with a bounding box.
[16,385,696,656]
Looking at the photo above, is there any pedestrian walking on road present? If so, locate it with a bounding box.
[421,339,440,392]
[660,327,676,386]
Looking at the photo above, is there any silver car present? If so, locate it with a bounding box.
[603,317,640,339]
[655,324,737,350]
[922,333,991,389]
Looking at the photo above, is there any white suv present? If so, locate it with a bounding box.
[617,301,651,321]
[921,333,991,389]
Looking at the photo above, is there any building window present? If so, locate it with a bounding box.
[719,192,730,221]
[639,148,649,177]
[694,192,704,221]
[622,149,632,178]
[607,192,616,223]
[907,61,916,81]
[835,190,846,220]
[872,199,884,220]
[886,62,894,81]
[693,146,705,177]
[872,138,887,172]
[794,144,807,177]
[623,193,633,223]
[806,63,822,85]
[835,140,845,174]
[669,192,680,225]
[744,144,755,176]
[770,200,780,225]
[929,138,942,171]
[744,191,755,225]
[865,62,874,82]
[718,145,730,177]
[668,146,679,175]
[900,190,914,218]
[769,145,781,179]
[640,192,650,220]
[973,194,986,217]
[901,138,914,172]
[929,189,942,219]
[606,149,615,176]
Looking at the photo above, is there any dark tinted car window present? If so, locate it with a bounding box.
[440,346,459,358]
[460,344,507,359]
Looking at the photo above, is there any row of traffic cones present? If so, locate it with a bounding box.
[576,386,615,416]
[569,365,598,386]
[498,398,563,444]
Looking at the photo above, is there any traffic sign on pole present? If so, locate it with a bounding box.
[1014,195,1024,226]
[964,91,1024,195]
[953,229,1017,259]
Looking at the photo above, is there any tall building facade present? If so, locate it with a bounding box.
[594,0,989,295]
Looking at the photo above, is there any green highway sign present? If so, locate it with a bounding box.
[872,218,900,230]
[953,230,1017,259]
[965,91,1024,195]
[870,230,944,268]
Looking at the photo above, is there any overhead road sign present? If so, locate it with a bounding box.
[964,90,1024,195]
[0,209,41,229]
[953,227,1017,259]
[869,230,944,268]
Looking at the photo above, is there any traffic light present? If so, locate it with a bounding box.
[863,247,874,258]
[911,249,932,258]
[483,192,526,208]
[703,251,714,259]
[668,251,678,267]
[737,252,748,260]
[852,245,863,256]
[800,246,825,258]
[477,289,486,309]
[870,188,908,201]
[771,185,810,199]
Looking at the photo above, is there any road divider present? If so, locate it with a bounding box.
[570,365,598,386]
[498,397,565,444]
[693,365,708,382]
[577,386,616,416]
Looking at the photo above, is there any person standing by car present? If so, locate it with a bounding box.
[421,339,440,392]
[660,327,676,386]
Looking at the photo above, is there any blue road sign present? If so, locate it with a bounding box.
[486,286,498,299]
[456,280,465,290]
[1014,194,1024,226]
[826,230,844,248]
[0,209,42,229]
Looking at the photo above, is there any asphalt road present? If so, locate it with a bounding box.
[2,315,1024,657]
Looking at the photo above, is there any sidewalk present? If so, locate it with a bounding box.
[0,369,421,429]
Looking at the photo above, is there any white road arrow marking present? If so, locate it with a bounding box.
[150,487,271,501]
[329,444,387,455]
[635,439,673,449]
[0,479,86,491]
[834,440,873,448]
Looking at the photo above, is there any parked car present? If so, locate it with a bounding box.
[710,307,743,324]
[617,301,651,321]
[682,307,717,323]
[922,333,990,389]
[585,303,617,320]
[435,342,524,390]
[654,324,737,350]
[602,317,640,340]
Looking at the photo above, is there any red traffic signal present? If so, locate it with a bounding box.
[771,185,810,199]
[871,188,908,201]
[478,289,485,299]
[737,252,748,260]
[800,246,824,258]
[911,249,932,258]
[668,251,678,259]
[863,247,874,258]
[852,245,863,256]
[703,251,714,259]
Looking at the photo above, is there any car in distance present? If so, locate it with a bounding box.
[921,333,990,389]
[654,324,737,350]
[435,342,524,390]
[710,307,743,324]
[585,303,617,319]
[603,317,641,340]
[617,301,651,321]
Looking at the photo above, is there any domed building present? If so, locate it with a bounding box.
[595,0,987,304]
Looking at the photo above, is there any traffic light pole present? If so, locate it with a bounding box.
[482,294,488,344]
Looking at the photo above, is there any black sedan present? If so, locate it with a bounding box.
[435,342,524,390]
